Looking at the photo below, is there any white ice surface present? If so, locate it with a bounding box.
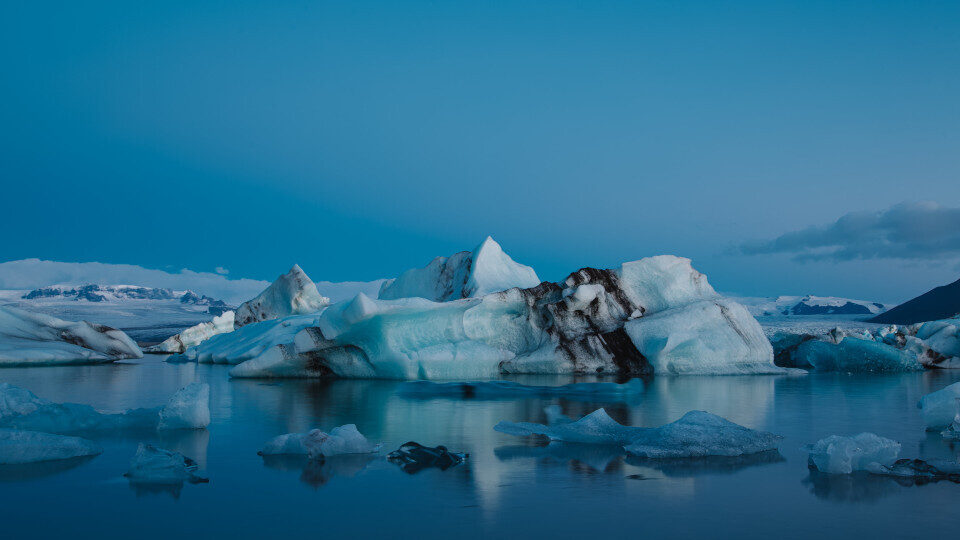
[147,311,235,353]
[0,305,141,365]
[802,433,901,474]
[378,237,540,301]
[179,313,321,365]
[0,428,102,464]
[234,265,328,328]
[494,407,782,458]
[258,424,380,459]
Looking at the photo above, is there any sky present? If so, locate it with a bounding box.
[1,1,958,303]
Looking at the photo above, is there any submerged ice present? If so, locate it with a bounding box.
[0,382,210,433]
[0,429,102,464]
[124,443,207,485]
[494,406,783,458]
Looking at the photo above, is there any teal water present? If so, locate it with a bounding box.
[1,357,959,538]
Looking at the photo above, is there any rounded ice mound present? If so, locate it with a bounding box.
[0,429,102,464]
[802,433,901,474]
[258,424,381,459]
[158,383,210,430]
[623,410,784,458]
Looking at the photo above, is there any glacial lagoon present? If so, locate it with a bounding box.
[1,357,959,538]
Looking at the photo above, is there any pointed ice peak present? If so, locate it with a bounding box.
[378,237,540,302]
[342,292,379,325]
[234,265,329,328]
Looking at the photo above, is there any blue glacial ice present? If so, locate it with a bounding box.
[802,433,901,474]
[124,443,207,485]
[918,381,960,430]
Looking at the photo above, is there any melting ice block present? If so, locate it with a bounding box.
[918,382,960,430]
[258,424,380,459]
[158,383,211,430]
[0,305,142,365]
[178,313,321,365]
[124,443,207,485]
[147,311,236,354]
[0,428,102,464]
[802,433,901,474]
[495,407,782,458]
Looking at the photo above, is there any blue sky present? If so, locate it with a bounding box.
[1,1,958,302]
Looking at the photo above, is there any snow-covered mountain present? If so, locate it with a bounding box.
[378,236,541,302]
[21,285,230,313]
[736,295,891,318]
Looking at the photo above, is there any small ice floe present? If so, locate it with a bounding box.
[397,379,646,402]
[802,433,901,474]
[941,400,960,441]
[0,382,210,433]
[0,428,102,464]
[258,424,380,459]
[918,382,960,431]
[386,442,467,474]
[124,443,207,486]
[495,406,782,458]
[866,458,960,483]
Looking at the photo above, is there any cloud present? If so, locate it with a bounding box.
[0,259,268,304]
[215,266,229,275]
[738,201,960,263]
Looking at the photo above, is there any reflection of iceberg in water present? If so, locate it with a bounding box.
[495,442,625,473]
[625,449,784,477]
[0,455,97,482]
[261,454,377,489]
[802,469,903,503]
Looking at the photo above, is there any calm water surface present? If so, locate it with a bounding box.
[1,357,959,539]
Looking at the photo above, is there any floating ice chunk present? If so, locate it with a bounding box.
[378,237,540,302]
[802,433,901,474]
[397,379,646,401]
[124,443,207,485]
[918,382,960,430]
[146,311,235,354]
[0,305,141,365]
[386,441,467,474]
[495,408,782,458]
[866,458,960,480]
[0,382,208,433]
[258,424,380,459]
[234,265,329,328]
[623,299,782,375]
[0,429,102,464]
[178,313,321,365]
[158,383,210,430]
[793,338,922,372]
[622,411,784,458]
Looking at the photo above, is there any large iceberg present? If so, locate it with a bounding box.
[378,237,540,302]
[0,382,210,433]
[802,433,901,474]
[234,265,328,328]
[0,429,102,464]
[258,424,380,459]
[495,406,782,458]
[918,381,960,430]
[146,311,235,354]
[0,305,142,365]
[231,255,779,379]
